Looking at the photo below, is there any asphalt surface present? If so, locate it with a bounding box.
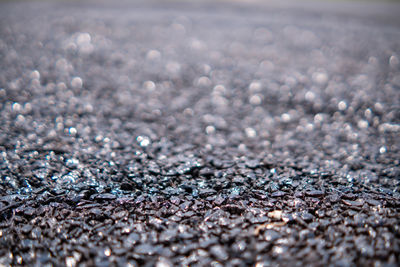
[0,0,400,266]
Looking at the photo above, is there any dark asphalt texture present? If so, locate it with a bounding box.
[0,0,400,266]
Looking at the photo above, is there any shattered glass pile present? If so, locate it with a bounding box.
[0,1,399,266]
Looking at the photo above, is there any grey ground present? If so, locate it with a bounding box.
[0,0,399,266]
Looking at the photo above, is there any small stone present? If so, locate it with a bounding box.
[342,199,364,207]
[23,207,36,217]
[264,230,280,242]
[156,257,173,267]
[21,224,33,234]
[268,210,283,220]
[245,160,260,169]
[329,194,341,203]
[306,190,325,198]
[271,191,286,197]
[210,245,228,261]
[365,199,381,206]
[96,193,117,201]
[134,244,158,255]
[300,212,314,222]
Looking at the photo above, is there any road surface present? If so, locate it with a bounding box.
[0,0,399,266]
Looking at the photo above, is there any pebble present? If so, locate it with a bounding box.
[306,190,325,198]
[342,199,365,207]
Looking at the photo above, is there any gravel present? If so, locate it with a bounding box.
[0,0,400,266]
